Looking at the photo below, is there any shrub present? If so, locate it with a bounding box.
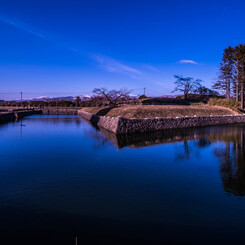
[139,94,148,99]
[208,98,241,113]
[192,102,205,106]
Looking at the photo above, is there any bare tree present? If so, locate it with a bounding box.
[172,75,202,99]
[93,88,131,106]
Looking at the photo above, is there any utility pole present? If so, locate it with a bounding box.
[144,87,146,96]
[20,91,23,108]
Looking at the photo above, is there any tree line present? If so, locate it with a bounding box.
[213,44,245,109]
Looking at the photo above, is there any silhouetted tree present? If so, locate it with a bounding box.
[93,88,131,106]
[172,75,202,99]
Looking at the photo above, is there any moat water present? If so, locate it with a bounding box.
[1,114,245,244]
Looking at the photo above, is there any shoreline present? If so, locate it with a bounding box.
[78,110,245,135]
[0,109,42,124]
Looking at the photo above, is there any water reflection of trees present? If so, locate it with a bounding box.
[116,125,245,196]
[82,117,245,196]
[174,140,192,160]
[212,127,245,196]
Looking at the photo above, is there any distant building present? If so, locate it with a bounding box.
[141,97,190,105]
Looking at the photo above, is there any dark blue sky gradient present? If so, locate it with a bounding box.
[1,0,245,100]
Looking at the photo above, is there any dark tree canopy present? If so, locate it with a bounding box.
[75,96,82,107]
[213,44,245,109]
[195,85,215,97]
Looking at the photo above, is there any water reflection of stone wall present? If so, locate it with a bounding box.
[99,127,203,149]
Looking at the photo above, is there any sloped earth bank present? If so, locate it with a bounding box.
[81,105,236,119]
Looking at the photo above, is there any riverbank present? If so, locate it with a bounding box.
[0,109,42,123]
[79,105,245,134]
[0,107,80,115]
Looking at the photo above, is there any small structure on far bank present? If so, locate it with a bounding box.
[141,97,189,106]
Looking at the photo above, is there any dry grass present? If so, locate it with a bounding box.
[81,107,103,114]
[81,105,236,119]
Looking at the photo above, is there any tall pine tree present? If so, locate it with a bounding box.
[213,46,234,99]
[213,44,245,110]
[234,44,245,109]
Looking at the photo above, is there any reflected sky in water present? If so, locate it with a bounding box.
[1,114,245,245]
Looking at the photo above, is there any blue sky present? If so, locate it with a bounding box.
[1,0,245,100]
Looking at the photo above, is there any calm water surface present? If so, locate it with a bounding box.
[1,114,245,244]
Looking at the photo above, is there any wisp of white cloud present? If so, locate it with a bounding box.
[91,54,141,75]
[0,15,51,41]
[0,14,142,77]
[179,60,198,64]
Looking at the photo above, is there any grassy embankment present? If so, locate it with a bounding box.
[81,105,236,119]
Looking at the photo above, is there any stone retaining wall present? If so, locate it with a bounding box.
[79,110,245,135]
[79,111,120,134]
[0,107,79,115]
[0,110,42,123]
[42,107,79,115]
[14,110,42,119]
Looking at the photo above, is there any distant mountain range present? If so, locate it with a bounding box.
[30,95,93,102]
[13,94,93,102]
[13,94,139,102]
